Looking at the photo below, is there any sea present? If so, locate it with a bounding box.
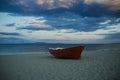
[0,44,120,55]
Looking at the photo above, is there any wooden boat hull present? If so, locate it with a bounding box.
[49,46,84,59]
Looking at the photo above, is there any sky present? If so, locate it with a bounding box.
[0,0,120,44]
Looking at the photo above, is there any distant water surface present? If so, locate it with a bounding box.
[0,44,120,55]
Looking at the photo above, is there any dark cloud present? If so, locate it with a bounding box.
[0,0,24,14]
[12,11,119,32]
[17,26,52,31]
[6,23,15,27]
[0,0,120,17]
[42,12,118,32]
[17,26,41,31]
[0,0,120,44]
[0,32,21,36]
[0,0,11,9]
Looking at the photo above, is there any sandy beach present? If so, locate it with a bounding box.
[0,49,120,80]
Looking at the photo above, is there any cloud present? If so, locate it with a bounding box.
[20,28,105,42]
[0,1,120,44]
[43,12,120,32]
[1,26,120,44]
[0,37,30,44]
[36,0,76,9]
[0,12,52,31]
[105,33,120,39]
[84,0,120,11]
[18,17,120,43]
[17,26,52,31]
[0,32,21,36]
[99,20,111,25]
[0,0,120,17]
[17,18,53,31]
[3,11,118,33]
[5,23,15,27]
[84,0,109,4]
[29,19,52,28]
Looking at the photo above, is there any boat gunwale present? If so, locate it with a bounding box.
[49,46,84,51]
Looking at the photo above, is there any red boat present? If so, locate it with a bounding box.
[49,46,84,59]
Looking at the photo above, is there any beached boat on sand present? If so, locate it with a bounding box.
[49,46,84,59]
